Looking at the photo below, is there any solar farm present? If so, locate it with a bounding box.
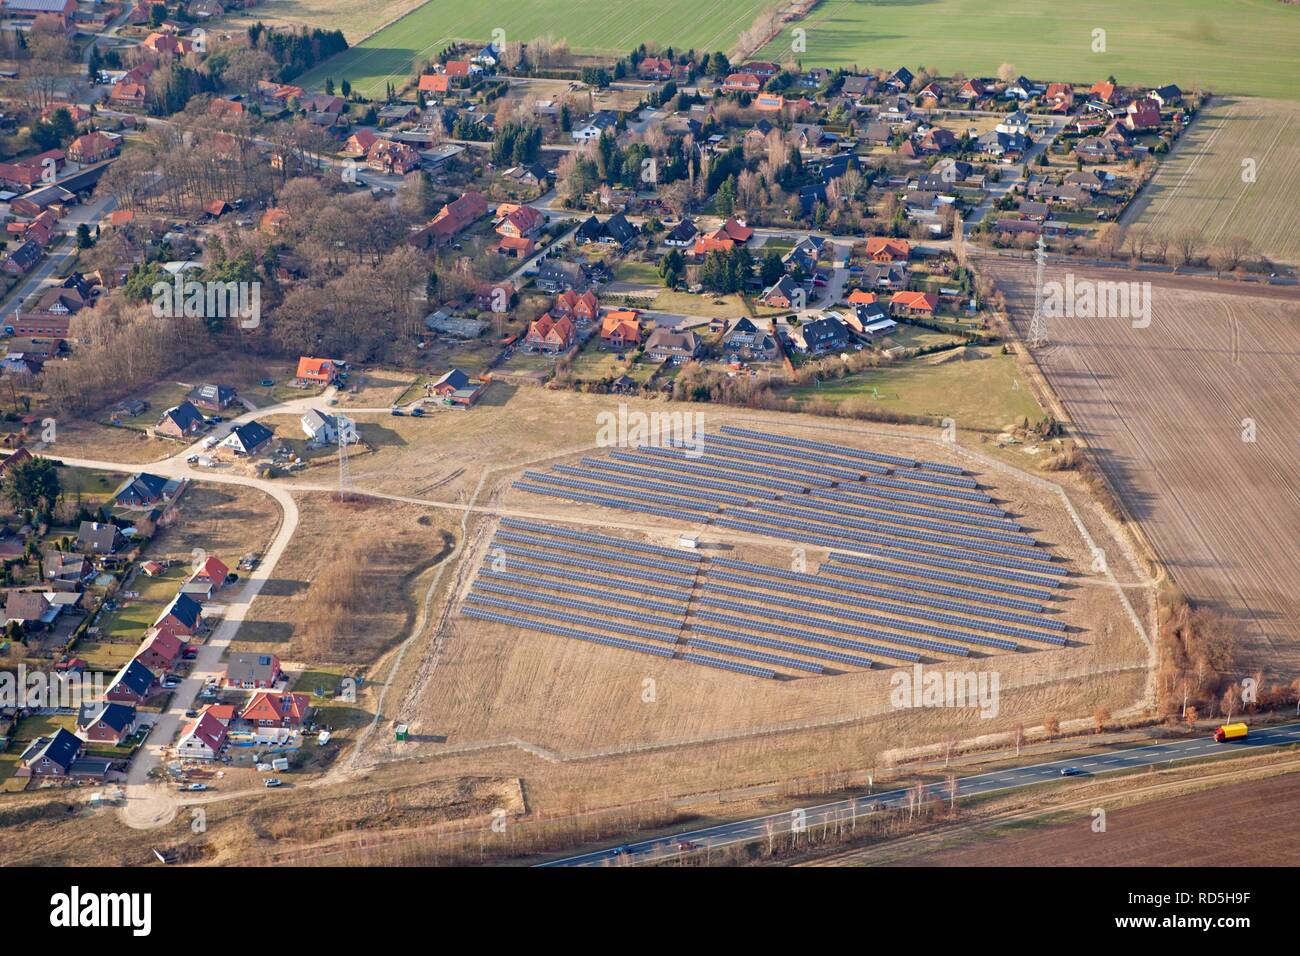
[460,426,1081,681]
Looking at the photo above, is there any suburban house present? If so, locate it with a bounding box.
[367,139,421,174]
[74,521,125,554]
[722,317,778,361]
[1150,84,1182,107]
[864,237,911,262]
[135,628,187,672]
[693,217,754,256]
[723,72,761,93]
[187,383,237,411]
[342,129,379,157]
[241,692,312,729]
[155,401,206,438]
[1125,98,1161,130]
[576,212,638,249]
[858,261,910,290]
[295,356,341,387]
[189,555,230,593]
[571,110,617,142]
[66,132,120,165]
[890,290,940,317]
[790,315,851,354]
[105,659,159,705]
[430,368,487,408]
[15,728,84,779]
[220,421,273,456]
[552,289,600,324]
[3,240,42,276]
[4,590,56,626]
[176,711,228,761]
[599,309,642,349]
[114,472,170,508]
[411,191,489,249]
[664,219,698,248]
[535,260,589,293]
[524,313,577,353]
[495,203,544,239]
[644,328,701,364]
[76,702,136,745]
[155,593,203,637]
[760,275,799,309]
[44,551,92,585]
[300,409,353,444]
[224,652,284,690]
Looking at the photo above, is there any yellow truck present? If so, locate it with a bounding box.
[1213,722,1248,743]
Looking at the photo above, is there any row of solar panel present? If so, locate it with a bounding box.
[553,464,752,507]
[689,638,824,675]
[719,425,919,469]
[513,481,708,525]
[473,580,687,631]
[496,530,699,575]
[696,608,941,660]
[864,473,991,504]
[482,554,693,602]
[480,568,689,614]
[693,608,919,662]
[699,591,1019,653]
[522,471,719,514]
[609,450,809,495]
[692,624,876,670]
[890,468,979,491]
[461,605,675,659]
[706,566,1058,632]
[639,445,832,490]
[579,456,778,501]
[703,432,891,476]
[804,489,1022,533]
[681,652,779,680]
[489,541,698,588]
[722,508,1062,577]
[499,517,702,561]
[828,552,1059,599]
[667,437,867,483]
[704,580,1064,646]
[467,593,681,644]
[831,482,1008,518]
[718,424,966,478]
[749,498,1042,554]
[710,516,1063,589]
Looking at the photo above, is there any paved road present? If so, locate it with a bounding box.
[537,721,1300,866]
[1,192,117,320]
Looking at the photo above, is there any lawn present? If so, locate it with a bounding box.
[76,640,143,674]
[761,0,1300,101]
[95,565,188,642]
[569,347,656,383]
[787,346,1044,432]
[60,466,127,510]
[296,0,779,97]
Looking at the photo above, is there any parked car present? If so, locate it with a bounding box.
[185,783,209,791]
[264,778,282,788]
[390,408,405,416]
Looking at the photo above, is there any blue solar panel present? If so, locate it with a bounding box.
[577,457,778,500]
[473,580,687,630]
[461,606,676,659]
[692,624,875,670]
[680,652,778,680]
[719,425,919,469]
[698,591,1017,653]
[513,482,709,524]
[465,593,683,643]
[827,551,1059,598]
[863,474,991,503]
[496,531,699,574]
[479,556,693,602]
[677,437,866,482]
[891,469,979,490]
[500,517,703,560]
[522,471,720,513]
[703,432,891,475]
[553,465,751,506]
[918,459,966,476]
[489,542,698,588]
[707,567,1060,632]
[817,562,1045,612]
[691,609,923,662]
[479,570,689,614]
[830,482,1007,517]
[805,489,1022,532]
[608,450,810,495]
[639,444,831,489]
[688,638,824,674]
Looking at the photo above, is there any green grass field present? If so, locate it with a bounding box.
[760,0,1300,101]
[298,0,777,96]
[788,346,1044,432]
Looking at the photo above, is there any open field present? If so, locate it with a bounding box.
[296,0,779,96]
[786,345,1046,433]
[219,0,430,41]
[763,0,1300,101]
[890,769,1300,866]
[982,260,1300,670]
[1125,97,1300,264]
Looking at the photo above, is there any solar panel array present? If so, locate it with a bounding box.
[489,428,1083,678]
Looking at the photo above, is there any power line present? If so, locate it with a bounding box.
[1028,236,1048,348]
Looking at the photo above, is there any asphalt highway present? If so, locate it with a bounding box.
[537,721,1300,866]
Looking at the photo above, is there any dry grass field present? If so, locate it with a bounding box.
[217,0,431,42]
[983,260,1300,672]
[1125,97,1300,265]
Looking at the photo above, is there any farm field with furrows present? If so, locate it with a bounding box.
[981,260,1300,671]
[296,0,778,97]
[760,0,1300,101]
[219,0,432,41]
[1124,97,1300,265]
[360,406,1149,816]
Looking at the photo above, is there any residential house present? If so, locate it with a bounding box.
[76,702,136,745]
[599,309,641,350]
[15,728,83,779]
[342,130,379,157]
[5,590,56,626]
[189,555,229,593]
[240,692,312,729]
[524,313,577,353]
[643,328,700,364]
[864,237,911,262]
[552,289,600,324]
[760,275,799,309]
[176,710,228,760]
[692,217,753,257]
[535,260,589,293]
[886,67,914,92]
[43,552,92,586]
[722,317,777,361]
[367,139,421,174]
[723,73,761,94]
[957,78,989,102]
[135,628,186,672]
[115,471,171,509]
[495,203,543,239]
[186,383,237,411]
[74,521,124,554]
[664,219,698,248]
[1125,97,1161,130]
[1150,84,1182,108]
[155,593,203,638]
[997,110,1031,136]
[105,659,158,705]
[411,191,489,249]
[3,240,42,276]
[300,409,345,444]
[890,290,939,317]
[155,401,206,439]
[571,111,617,142]
[295,356,340,387]
[224,652,284,689]
[219,421,272,456]
[66,132,120,165]
[791,315,851,354]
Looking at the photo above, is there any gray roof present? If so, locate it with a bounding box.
[20,728,81,770]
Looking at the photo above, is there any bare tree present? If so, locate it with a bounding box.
[1043,715,1061,738]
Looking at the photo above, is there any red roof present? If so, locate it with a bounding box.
[241,692,312,725]
[418,73,449,92]
[138,628,185,666]
[190,555,229,590]
[183,711,228,753]
[296,356,336,381]
[890,290,938,313]
[443,60,472,77]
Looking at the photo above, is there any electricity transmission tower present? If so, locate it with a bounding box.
[1028,236,1048,348]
